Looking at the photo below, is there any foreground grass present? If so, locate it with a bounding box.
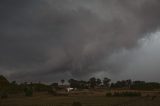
[0,92,160,106]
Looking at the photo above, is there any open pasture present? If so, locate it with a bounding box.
[0,92,160,106]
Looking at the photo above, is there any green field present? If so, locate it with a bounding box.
[0,92,160,106]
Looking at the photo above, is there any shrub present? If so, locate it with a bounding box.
[24,87,33,97]
[48,89,57,96]
[113,92,120,96]
[72,101,82,106]
[106,92,112,97]
[123,92,141,97]
[0,91,8,99]
[113,92,141,97]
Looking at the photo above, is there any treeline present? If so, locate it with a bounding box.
[59,78,160,90]
[111,80,160,90]
[66,77,111,89]
[0,75,160,98]
[0,75,53,98]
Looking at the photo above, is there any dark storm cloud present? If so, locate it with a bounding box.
[1,0,160,82]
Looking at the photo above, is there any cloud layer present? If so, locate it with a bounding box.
[105,31,160,82]
[1,0,160,82]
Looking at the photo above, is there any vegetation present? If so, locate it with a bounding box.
[61,79,65,85]
[0,75,160,97]
[106,92,112,97]
[131,81,160,90]
[0,75,10,90]
[115,92,141,97]
[106,92,141,97]
[0,74,160,106]
[103,77,111,87]
[96,78,102,86]
[0,90,8,99]
[89,77,97,88]
[24,87,33,97]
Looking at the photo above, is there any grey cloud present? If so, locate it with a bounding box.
[0,0,160,82]
[104,31,160,82]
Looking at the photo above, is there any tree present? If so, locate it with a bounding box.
[68,79,79,88]
[79,80,89,89]
[61,79,65,85]
[103,77,111,87]
[51,83,58,87]
[0,75,9,89]
[68,79,75,86]
[24,87,33,97]
[96,78,102,86]
[89,77,96,88]
[11,81,17,85]
[126,79,132,89]
[111,80,131,88]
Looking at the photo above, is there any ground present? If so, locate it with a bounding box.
[0,91,160,106]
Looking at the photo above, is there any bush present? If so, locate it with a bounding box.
[106,91,141,97]
[106,92,112,97]
[0,91,8,99]
[48,89,57,96]
[123,92,141,97]
[113,92,120,96]
[24,87,33,97]
[113,92,141,97]
[72,101,82,106]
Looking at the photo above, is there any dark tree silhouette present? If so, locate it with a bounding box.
[68,79,74,85]
[103,77,111,87]
[68,79,80,88]
[89,77,97,88]
[0,75,10,91]
[126,79,132,88]
[61,79,65,85]
[96,78,102,86]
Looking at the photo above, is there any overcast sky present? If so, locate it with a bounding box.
[1,0,160,83]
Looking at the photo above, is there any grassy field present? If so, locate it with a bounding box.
[0,92,160,106]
